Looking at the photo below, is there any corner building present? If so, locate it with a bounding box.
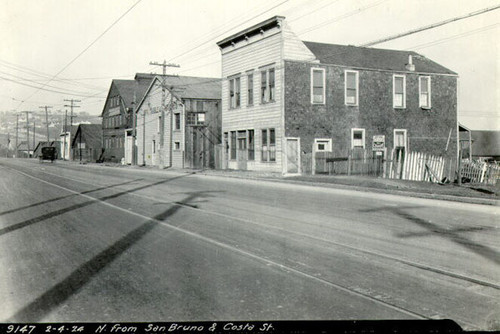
[217,16,458,175]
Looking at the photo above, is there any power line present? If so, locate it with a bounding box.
[296,0,389,36]
[360,4,500,47]
[17,0,143,110]
[408,23,498,51]
[165,0,290,64]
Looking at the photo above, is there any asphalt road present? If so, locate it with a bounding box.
[0,158,498,330]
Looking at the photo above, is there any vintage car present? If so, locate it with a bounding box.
[39,146,57,162]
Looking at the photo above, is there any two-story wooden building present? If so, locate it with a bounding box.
[101,73,153,163]
[217,16,458,174]
[135,75,221,169]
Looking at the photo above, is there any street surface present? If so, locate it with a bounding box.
[0,158,498,330]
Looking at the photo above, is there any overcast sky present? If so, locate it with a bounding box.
[1,0,498,130]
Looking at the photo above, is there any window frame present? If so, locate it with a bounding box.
[229,76,241,109]
[260,67,275,104]
[174,113,181,131]
[345,70,359,106]
[351,128,366,149]
[314,138,332,152]
[247,72,254,106]
[393,74,406,109]
[419,76,431,109]
[311,68,326,104]
[393,129,407,149]
[261,128,276,162]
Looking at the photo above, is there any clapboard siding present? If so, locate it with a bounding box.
[282,21,318,62]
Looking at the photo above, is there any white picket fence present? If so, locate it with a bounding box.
[460,159,500,185]
[388,150,447,182]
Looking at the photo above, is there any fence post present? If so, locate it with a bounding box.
[348,151,351,176]
[312,145,316,175]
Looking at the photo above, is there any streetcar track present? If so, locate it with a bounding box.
[26,163,500,291]
[2,162,431,321]
[1,162,493,328]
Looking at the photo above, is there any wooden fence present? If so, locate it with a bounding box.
[387,150,448,182]
[460,159,500,185]
[313,150,384,177]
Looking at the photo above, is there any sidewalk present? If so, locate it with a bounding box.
[65,160,500,206]
[194,168,499,206]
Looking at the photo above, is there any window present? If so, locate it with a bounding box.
[174,141,180,150]
[261,68,275,103]
[311,68,325,104]
[152,140,156,153]
[314,138,332,152]
[224,132,229,158]
[351,128,365,149]
[393,75,406,108]
[268,68,275,101]
[419,76,431,109]
[248,130,254,161]
[394,129,407,148]
[238,131,247,150]
[197,113,205,124]
[261,128,276,162]
[247,73,254,106]
[174,113,181,130]
[230,131,236,160]
[229,77,240,109]
[345,71,358,105]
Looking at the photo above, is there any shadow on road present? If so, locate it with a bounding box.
[0,178,144,217]
[7,189,219,322]
[0,172,195,237]
[361,206,500,266]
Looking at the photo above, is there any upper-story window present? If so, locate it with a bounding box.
[393,75,406,108]
[174,113,181,130]
[247,72,254,106]
[419,76,431,109]
[261,68,275,103]
[229,77,240,109]
[345,70,359,106]
[311,68,325,104]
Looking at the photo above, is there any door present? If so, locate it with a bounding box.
[237,134,247,170]
[286,138,299,174]
[124,133,133,164]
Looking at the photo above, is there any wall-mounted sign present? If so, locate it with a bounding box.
[372,135,385,151]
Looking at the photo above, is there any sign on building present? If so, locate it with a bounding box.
[372,135,385,151]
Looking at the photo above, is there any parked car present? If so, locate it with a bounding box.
[39,147,57,163]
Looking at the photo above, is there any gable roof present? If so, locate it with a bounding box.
[71,124,102,147]
[136,74,221,111]
[471,130,500,157]
[302,41,457,75]
[101,74,154,116]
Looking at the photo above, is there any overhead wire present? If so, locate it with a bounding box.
[16,0,143,110]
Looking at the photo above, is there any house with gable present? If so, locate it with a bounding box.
[101,73,153,163]
[216,16,458,175]
[135,74,221,168]
[71,124,103,162]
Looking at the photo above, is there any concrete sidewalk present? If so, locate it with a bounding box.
[193,168,499,206]
[57,160,500,206]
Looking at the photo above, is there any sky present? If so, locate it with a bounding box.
[0,0,499,130]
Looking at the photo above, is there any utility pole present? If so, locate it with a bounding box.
[64,99,80,160]
[63,110,68,161]
[15,114,19,158]
[40,105,52,142]
[33,120,36,154]
[131,91,137,165]
[25,111,31,158]
[149,60,180,169]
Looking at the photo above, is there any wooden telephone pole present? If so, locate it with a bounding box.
[40,105,52,142]
[149,60,179,169]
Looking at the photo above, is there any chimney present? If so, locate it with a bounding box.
[406,55,415,71]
